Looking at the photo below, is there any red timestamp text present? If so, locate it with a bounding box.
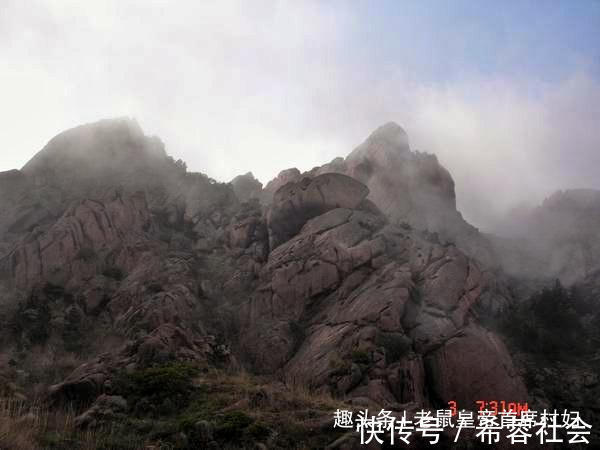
[447,400,529,416]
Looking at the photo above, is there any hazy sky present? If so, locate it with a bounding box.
[1,0,600,231]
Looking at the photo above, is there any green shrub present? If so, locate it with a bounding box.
[103,266,126,281]
[147,282,163,294]
[11,296,51,345]
[214,410,254,440]
[43,282,65,299]
[62,306,85,353]
[115,363,199,416]
[377,332,411,363]
[500,280,591,358]
[246,421,271,440]
[350,349,370,365]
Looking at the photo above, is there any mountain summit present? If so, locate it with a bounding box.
[347,121,410,163]
[2,118,596,447]
[21,118,169,190]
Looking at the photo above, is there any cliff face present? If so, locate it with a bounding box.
[244,199,524,408]
[0,118,545,446]
[344,122,456,231]
[261,122,497,267]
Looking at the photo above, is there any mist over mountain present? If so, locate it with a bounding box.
[2,2,600,240]
[0,118,599,447]
[2,0,600,447]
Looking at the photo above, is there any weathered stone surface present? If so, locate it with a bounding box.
[424,324,527,406]
[48,358,112,405]
[242,202,524,407]
[1,190,154,292]
[0,119,532,429]
[230,172,263,203]
[267,173,369,248]
[260,168,302,205]
[261,121,499,269]
[386,353,426,404]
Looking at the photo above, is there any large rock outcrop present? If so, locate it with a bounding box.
[21,118,168,191]
[345,123,456,231]
[1,191,153,291]
[243,192,525,408]
[230,172,263,203]
[0,118,530,432]
[252,122,496,267]
[0,120,247,407]
[267,173,370,248]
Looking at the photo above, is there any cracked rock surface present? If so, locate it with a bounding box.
[0,118,529,422]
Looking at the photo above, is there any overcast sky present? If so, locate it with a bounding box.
[1,0,600,231]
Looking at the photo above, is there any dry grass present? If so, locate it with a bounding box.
[283,379,347,412]
[196,368,347,413]
[187,369,350,449]
[0,398,149,450]
[1,398,67,449]
[1,368,350,449]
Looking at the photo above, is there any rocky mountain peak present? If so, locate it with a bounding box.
[343,123,463,236]
[364,121,409,148]
[21,118,169,189]
[249,122,497,263]
[346,121,410,167]
[9,118,592,447]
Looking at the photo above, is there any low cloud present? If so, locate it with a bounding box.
[1,1,599,233]
[399,72,600,232]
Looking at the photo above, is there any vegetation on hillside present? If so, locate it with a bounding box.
[1,365,349,449]
[499,280,599,359]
